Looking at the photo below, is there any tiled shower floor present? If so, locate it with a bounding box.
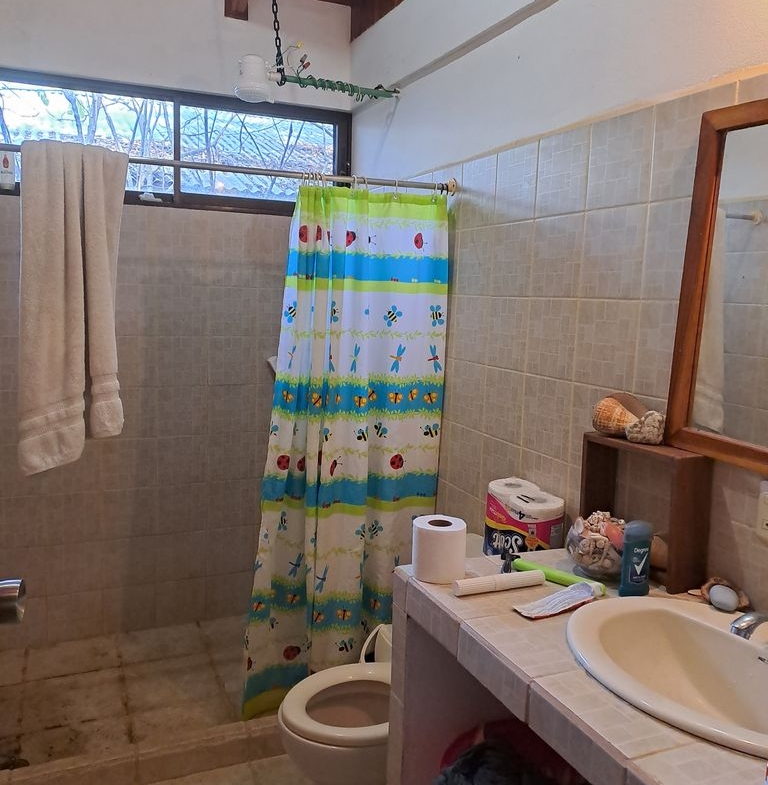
[0,616,248,767]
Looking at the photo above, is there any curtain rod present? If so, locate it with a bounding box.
[0,143,458,195]
[725,210,763,225]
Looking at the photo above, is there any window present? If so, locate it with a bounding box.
[0,69,351,215]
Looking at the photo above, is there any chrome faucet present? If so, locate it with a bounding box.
[730,611,768,640]
[0,580,25,624]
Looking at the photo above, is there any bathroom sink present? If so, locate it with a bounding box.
[566,596,768,757]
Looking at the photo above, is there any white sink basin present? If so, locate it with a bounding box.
[566,596,768,757]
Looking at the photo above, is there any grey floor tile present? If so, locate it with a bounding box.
[130,695,237,744]
[251,755,312,784]
[26,634,118,681]
[152,762,256,785]
[21,668,126,734]
[19,716,131,765]
[123,653,221,713]
[118,623,206,664]
[0,648,25,687]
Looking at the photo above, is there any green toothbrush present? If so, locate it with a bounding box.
[512,557,606,597]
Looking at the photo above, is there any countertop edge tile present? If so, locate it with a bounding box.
[457,623,530,720]
[625,742,767,785]
[529,681,629,785]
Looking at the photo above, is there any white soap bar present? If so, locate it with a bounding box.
[452,570,545,597]
[709,584,739,612]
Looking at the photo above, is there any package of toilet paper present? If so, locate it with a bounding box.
[483,477,564,556]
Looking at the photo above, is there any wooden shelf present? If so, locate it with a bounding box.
[580,432,713,594]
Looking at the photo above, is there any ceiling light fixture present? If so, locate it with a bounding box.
[234,0,400,104]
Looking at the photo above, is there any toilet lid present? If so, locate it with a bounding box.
[280,662,391,748]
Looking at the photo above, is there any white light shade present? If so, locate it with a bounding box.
[235,55,275,103]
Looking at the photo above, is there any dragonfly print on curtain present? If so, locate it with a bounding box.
[242,184,449,718]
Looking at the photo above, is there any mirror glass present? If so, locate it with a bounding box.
[666,98,768,475]
[691,125,768,447]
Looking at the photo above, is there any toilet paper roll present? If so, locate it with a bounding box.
[504,490,564,522]
[487,477,540,503]
[412,515,467,584]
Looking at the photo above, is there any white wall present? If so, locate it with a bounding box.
[1,0,353,111]
[351,0,768,177]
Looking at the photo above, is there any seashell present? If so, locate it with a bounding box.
[604,520,625,551]
[592,396,640,436]
[626,410,665,445]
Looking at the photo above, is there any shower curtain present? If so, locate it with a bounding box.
[242,184,448,718]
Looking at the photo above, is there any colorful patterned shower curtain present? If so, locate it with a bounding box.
[242,184,448,718]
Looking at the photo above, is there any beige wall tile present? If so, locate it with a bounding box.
[641,198,691,300]
[536,127,589,218]
[155,579,206,626]
[444,359,486,432]
[457,154,497,230]
[525,298,578,380]
[580,205,647,299]
[531,213,584,297]
[495,142,538,224]
[651,83,737,201]
[588,108,654,209]
[521,376,572,463]
[633,300,679,400]
[490,221,534,297]
[574,299,641,390]
[454,227,494,296]
[484,297,529,371]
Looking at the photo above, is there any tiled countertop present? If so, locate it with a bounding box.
[396,549,767,785]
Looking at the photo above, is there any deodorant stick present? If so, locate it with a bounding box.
[618,520,653,597]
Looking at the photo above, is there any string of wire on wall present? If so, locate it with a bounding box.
[234,0,400,104]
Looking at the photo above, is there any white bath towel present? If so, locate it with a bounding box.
[692,207,725,433]
[18,140,129,475]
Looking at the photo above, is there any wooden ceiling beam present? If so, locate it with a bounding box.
[224,0,248,21]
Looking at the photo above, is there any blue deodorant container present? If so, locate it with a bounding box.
[618,520,653,597]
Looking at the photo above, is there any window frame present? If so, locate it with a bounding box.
[0,67,352,216]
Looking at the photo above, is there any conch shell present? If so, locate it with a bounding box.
[592,393,644,436]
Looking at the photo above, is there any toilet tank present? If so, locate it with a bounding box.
[374,624,393,662]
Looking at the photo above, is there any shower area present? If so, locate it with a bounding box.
[0,197,304,780]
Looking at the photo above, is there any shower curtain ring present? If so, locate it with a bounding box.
[393,180,399,200]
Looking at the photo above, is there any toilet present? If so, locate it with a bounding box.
[277,624,393,785]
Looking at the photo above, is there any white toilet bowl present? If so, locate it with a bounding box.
[277,625,392,785]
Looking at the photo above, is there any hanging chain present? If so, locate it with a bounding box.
[271,0,287,86]
[268,0,398,100]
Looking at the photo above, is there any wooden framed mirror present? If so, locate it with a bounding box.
[666,98,768,476]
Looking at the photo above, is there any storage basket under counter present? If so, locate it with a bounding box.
[579,431,713,595]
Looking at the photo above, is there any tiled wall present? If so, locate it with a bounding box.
[431,72,768,610]
[0,199,289,647]
[721,196,768,444]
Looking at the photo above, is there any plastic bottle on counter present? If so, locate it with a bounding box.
[618,520,653,597]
